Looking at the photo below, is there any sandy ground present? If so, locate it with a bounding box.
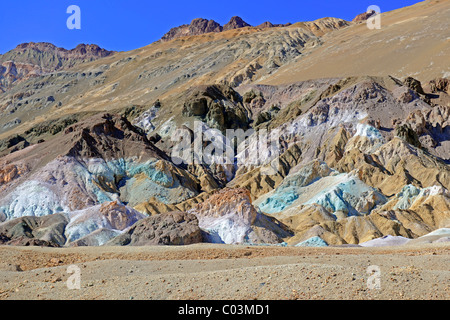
[0,243,448,300]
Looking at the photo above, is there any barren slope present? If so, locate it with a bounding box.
[263,0,450,84]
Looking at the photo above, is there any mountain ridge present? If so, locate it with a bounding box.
[0,42,114,92]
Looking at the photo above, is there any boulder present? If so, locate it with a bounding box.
[403,77,425,95]
[107,211,203,246]
[395,123,422,148]
[428,78,450,94]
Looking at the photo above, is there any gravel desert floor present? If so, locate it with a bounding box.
[0,243,448,300]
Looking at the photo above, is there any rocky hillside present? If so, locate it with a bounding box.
[0,42,114,92]
[0,0,448,248]
[160,16,291,42]
[0,15,349,139]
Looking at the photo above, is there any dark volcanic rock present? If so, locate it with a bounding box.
[395,123,422,148]
[64,113,169,160]
[25,115,79,137]
[0,135,28,153]
[181,85,249,131]
[107,211,203,246]
[0,213,69,247]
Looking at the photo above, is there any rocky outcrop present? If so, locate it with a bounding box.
[223,16,251,31]
[11,42,112,59]
[228,76,449,245]
[132,188,292,245]
[428,78,450,94]
[0,113,201,221]
[188,188,291,244]
[0,163,28,189]
[161,16,254,41]
[352,10,376,23]
[107,211,203,246]
[0,213,68,247]
[256,161,387,217]
[395,123,422,148]
[279,203,417,246]
[65,201,146,245]
[181,84,249,131]
[376,185,450,235]
[161,18,223,41]
[401,105,450,160]
[256,22,292,28]
[64,113,168,160]
[403,76,425,95]
[0,61,42,92]
[0,42,114,91]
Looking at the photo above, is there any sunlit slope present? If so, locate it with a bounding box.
[262,0,450,85]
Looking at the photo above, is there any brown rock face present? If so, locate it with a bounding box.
[190,18,223,34]
[403,76,425,95]
[223,16,251,31]
[108,211,203,246]
[64,113,168,160]
[0,164,27,187]
[428,78,450,94]
[97,201,143,231]
[352,10,376,22]
[187,188,291,244]
[0,61,42,91]
[12,42,112,59]
[161,18,223,41]
[66,43,112,58]
[191,188,258,225]
[161,16,252,41]
[257,21,274,28]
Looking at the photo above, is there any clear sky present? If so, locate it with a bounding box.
[0,0,422,54]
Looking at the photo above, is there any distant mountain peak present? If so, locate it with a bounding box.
[161,16,255,41]
[256,21,292,28]
[161,18,222,42]
[223,16,251,31]
[9,42,113,58]
[0,42,114,91]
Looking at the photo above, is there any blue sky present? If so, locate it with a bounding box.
[0,0,422,54]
